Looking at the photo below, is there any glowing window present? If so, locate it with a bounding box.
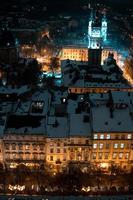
[120,143,124,149]
[114,143,118,149]
[25,144,30,150]
[106,134,110,139]
[125,153,129,159]
[119,153,123,159]
[99,143,103,149]
[112,153,117,159]
[92,153,96,159]
[100,134,104,139]
[94,134,98,139]
[127,134,132,139]
[93,143,97,149]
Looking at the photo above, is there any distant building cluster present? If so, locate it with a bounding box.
[0,82,133,172]
[0,10,133,175]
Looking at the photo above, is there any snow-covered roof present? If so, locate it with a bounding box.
[92,105,133,133]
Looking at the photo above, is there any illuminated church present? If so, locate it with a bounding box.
[88,11,107,49]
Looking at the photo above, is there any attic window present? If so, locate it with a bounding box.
[105,121,108,125]
[31,101,44,113]
[63,98,66,103]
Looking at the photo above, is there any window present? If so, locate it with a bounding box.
[112,153,117,159]
[25,144,30,150]
[40,153,44,160]
[120,143,124,149]
[39,144,44,151]
[33,153,38,160]
[70,139,74,144]
[106,134,110,139]
[114,143,118,149]
[19,153,23,159]
[12,153,16,159]
[5,143,9,150]
[115,135,119,139]
[119,153,123,159]
[6,153,10,159]
[50,148,54,153]
[63,157,66,161]
[99,143,103,149]
[18,143,23,150]
[57,149,60,153]
[98,153,102,159]
[127,134,132,139]
[106,143,110,149]
[100,134,104,139]
[25,153,30,160]
[63,148,67,153]
[94,134,98,139]
[33,143,37,150]
[126,143,130,149]
[125,153,129,159]
[31,101,44,113]
[12,144,16,150]
[121,135,125,139]
[104,153,109,159]
[92,153,96,159]
[57,142,60,147]
[93,143,97,149]
[50,156,53,161]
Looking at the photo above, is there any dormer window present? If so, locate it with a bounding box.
[31,101,44,113]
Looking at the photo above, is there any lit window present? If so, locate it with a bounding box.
[127,134,132,139]
[106,134,110,139]
[94,134,98,139]
[100,134,104,139]
[99,143,103,149]
[112,153,117,159]
[93,143,97,149]
[25,144,30,150]
[120,143,124,149]
[12,153,16,159]
[119,153,123,159]
[92,153,96,159]
[125,153,129,159]
[114,143,118,149]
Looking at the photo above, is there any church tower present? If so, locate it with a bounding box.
[101,14,107,42]
[88,11,107,49]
